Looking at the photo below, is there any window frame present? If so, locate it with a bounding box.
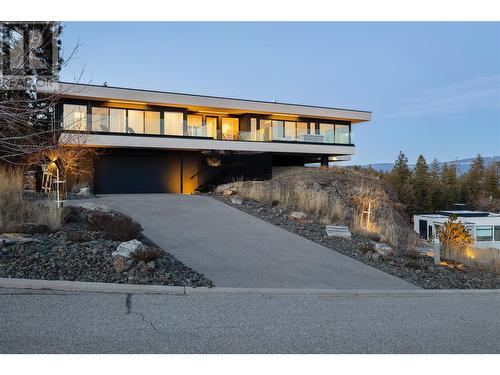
[476,225,493,242]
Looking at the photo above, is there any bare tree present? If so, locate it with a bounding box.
[0,22,81,166]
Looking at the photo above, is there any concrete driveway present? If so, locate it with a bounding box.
[89,194,416,289]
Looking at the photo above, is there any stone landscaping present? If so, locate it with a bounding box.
[0,204,214,287]
[213,192,499,289]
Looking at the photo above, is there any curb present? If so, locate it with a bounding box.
[0,278,499,296]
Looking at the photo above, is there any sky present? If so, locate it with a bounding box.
[59,22,500,165]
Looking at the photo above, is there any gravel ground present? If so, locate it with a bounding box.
[0,207,213,287]
[213,194,498,289]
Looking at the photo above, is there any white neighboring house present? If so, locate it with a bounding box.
[413,209,500,249]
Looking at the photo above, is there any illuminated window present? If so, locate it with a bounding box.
[145,111,161,135]
[164,112,184,136]
[250,118,259,141]
[110,109,126,133]
[309,121,317,135]
[127,110,144,134]
[272,120,284,140]
[187,115,203,136]
[63,104,87,131]
[91,107,109,132]
[335,124,350,144]
[259,119,272,141]
[206,117,217,139]
[284,121,296,140]
[296,122,308,139]
[221,117,239,140]
[476,226,493,242]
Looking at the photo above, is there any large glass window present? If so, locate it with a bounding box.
[127,110,144,134]
[145,111,161,135]
[110,108,126,133]
[206,117,217,139]
[335,124,350,144]
[284,121,296,140]
[319,123,335,143]
[272,120,284,140]
[187,115,203,136]
[310,121,317,135]
[91,107,109,132]
[296,122,308,140]
[63,104,87,131]
[222,117,239,140]
[259,119,272,141]
[476,226,493,241]
[494,226,500,241]
[164,112,184,136]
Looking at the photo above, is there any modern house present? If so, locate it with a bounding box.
[414,207,500,249]
[44,82,371,194]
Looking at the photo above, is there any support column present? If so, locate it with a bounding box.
[320,156,329,170]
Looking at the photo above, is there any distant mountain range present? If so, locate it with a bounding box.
[362,156,500,175]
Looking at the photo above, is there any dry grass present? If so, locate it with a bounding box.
[0,166,62,233]
[220,169,421,250]
[443,246,500,274]
[232,180,347,225]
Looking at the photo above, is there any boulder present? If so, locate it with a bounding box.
[215,182,236,195]
[146,261,156,271]
[112,239,144,258]
[222,189,237,196]
[373,242,394,257]
[0,233,41,245]
[76,187,91,197]
[113,255,129,273]
[76,202,110,212]
[325,225,352,238]
[289,211,307,221]
[230,196,243,205]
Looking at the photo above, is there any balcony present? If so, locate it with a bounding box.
[61,104,354,147]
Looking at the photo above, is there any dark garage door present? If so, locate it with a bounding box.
[94,153,182,194]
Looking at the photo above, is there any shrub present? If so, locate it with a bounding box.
[131,247,165,262]
[88,211,142,241]
[437,215,473,257]
[61,205,87,224]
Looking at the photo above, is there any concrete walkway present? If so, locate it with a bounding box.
[85,194,416,289]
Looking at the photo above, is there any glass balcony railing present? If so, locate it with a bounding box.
[62,110,353,146]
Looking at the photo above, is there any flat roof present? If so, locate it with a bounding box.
[42,82,372,123]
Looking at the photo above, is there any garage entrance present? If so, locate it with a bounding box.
[94,149,200,194]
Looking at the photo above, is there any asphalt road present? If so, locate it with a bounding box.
[1,288,498,353]
[82,194,416,289]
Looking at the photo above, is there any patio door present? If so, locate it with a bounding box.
[221,117,239,140]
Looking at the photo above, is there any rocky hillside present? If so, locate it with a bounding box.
[217,167,421,251]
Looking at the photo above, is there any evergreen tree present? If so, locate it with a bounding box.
[388,151,415,215]
[412,155,432,212]
[484,161,500,199]
[463,154,485,202]
[441,161,459,209]
[429,158,443,211]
